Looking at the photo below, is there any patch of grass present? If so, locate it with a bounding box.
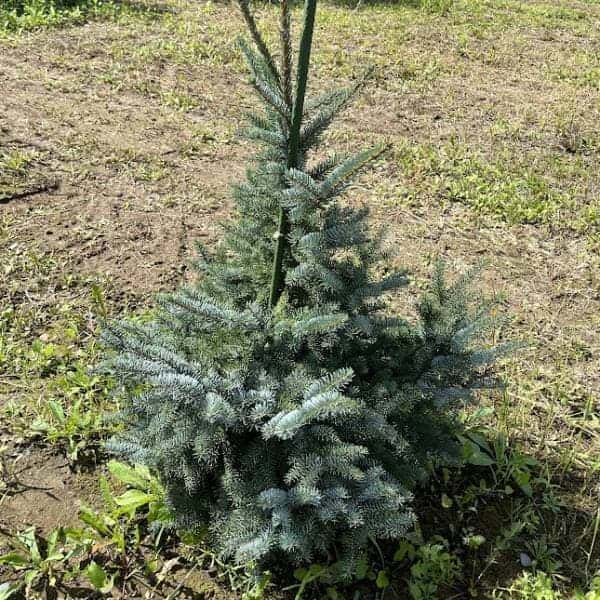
[160,89,198,112]
[0,148,40,196]
[127,32,237,67]
[1,295,118,464]
[0,0,163,34]
[558,66,600,90]
[104,149,170,183]
[19,364,118,464]
[107,3,241,71]
[0,148,37,174]
[555,114,600,156]
[521,2,590,26]
[0,238,123,465]
[553,55,600,91]
[394,139,600,232]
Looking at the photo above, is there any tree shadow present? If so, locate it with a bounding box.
[253,0,453,10]
[412,450,600,596]
[4,0,173,17]
[327,0,449,9]
[109,0,175,15]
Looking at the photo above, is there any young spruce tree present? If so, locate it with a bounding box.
[100,0,507,575]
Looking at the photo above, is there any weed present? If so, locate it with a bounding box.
[0,149,36,175]
[493,570,600,599]
[161,90,199,112]
[459,428,543,497]
[420,0,454,16]
[555,114,598,155]
[0,527,84,597]
[523,536,563,575]
[0,460,175,596]
[0,252,119,465]
[29,396,111,463]
[5,348,118,464]
[398,539,462,599]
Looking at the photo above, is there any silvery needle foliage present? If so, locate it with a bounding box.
[99,0,509,576]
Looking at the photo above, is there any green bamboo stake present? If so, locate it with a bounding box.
[269,0,318,309]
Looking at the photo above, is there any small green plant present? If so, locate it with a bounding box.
[395,539,462,599]
[104,460,171,525]
[501,571,560,599]
[242,573,272,599]
[22,362,117,463]
[286,552,389,599]
[0,461,174,596]
[179,540,272,599]
[459,428,542,497]
[0,149,36,175]
[0,527,84,597]
[161,90,199,112]
[29,397,108,462]
[78,460,170,551]
[523,536,563,575]
[556,114,588,154]
[73,461,174,593]
[421,0,453,16]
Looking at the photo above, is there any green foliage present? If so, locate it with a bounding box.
[0,149,36,175]
[396,140,573,225]
[292,563,329,599]
[7,356,118,463]
[581,575,600,600]
[0,0,157,33]
[100,0,508,576]
[0,275,119,464]
[0,526,86,597]
[459,428,542,497]
[106,459,171,525]
[503,571,561,599]
[0,461,173,597]
[85,560,115,594]
[420,0,454,16]
[29,396,109,463]
[0,523,119,596]
[289,552,391,599]
[289,534,462,598]
[404,540,462,599]
[1,0,597,595]
[495,570,600,599]
[78,460,171,555]
[241,572,272,600]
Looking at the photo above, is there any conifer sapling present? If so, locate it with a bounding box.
[99,0,509,575]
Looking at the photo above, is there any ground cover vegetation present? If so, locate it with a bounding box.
[0,0,598,597]
[0,0,163,33]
